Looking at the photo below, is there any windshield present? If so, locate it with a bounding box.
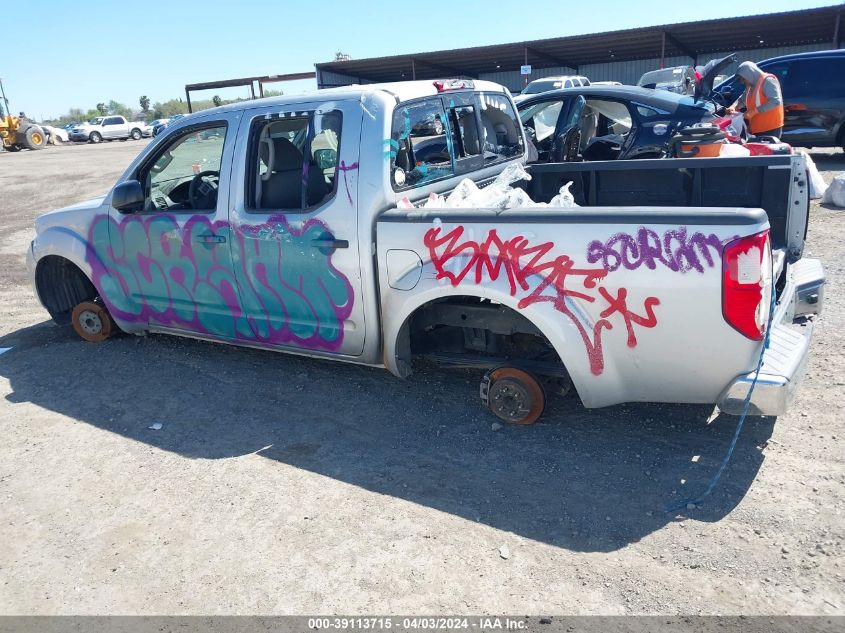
[638,68,685,86]
[523,79,566,95]
[88,117,103,125]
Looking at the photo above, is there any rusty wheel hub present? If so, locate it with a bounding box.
[481,367,546,425]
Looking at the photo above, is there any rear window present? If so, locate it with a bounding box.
[390,98,454,190]
[389,93,523,190]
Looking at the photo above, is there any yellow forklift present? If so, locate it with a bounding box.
[0,79,46,152]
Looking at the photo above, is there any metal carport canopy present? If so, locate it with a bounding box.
[316,4,843,82]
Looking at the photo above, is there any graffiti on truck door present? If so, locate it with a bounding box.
[85,213,354,350]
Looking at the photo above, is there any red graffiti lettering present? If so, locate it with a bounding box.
[424,226,661,375]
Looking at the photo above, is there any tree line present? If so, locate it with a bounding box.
[46,90,282,126]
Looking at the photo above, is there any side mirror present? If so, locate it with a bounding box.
[112,180,144,213]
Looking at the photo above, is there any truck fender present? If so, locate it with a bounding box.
[382,282,624,410]
[30,227,141,334]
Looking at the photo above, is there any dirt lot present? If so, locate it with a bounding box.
[0,141,843,615]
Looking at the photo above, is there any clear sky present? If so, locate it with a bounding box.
[2,0,837,119]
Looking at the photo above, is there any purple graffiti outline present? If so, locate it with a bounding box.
[337,160,359,205]
[586,226,724,274]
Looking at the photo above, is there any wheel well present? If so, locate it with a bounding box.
[35,256,97,325]
[397,296,569,379]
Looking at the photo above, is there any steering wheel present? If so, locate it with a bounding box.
[188,170,220,210]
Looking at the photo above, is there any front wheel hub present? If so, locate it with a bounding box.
[71,301,115,342]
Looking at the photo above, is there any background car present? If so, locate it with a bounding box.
[411,112,444,135]
[712,49,845,151]
[518,85,717,162]
[39,124,69,144]
[153,115,182,137]
[519,75,591,99]
[146,118,168,137]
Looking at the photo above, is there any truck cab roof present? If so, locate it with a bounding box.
[198,79,511,118]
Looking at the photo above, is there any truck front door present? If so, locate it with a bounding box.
[91,114,249,340]
[227,100,365,356]
[102,116,122,139]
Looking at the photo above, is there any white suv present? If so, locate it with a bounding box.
[521,75,591,95]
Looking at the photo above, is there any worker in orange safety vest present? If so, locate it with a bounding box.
[727,61,784,139]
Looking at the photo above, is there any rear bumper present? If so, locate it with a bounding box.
[718,257,825,416]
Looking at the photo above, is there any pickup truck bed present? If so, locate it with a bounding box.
[523,156,808,257]
[377,154,822,416]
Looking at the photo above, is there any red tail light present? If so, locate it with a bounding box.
[722,230,772,340]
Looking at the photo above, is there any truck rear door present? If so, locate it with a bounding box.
[227,99,366,356]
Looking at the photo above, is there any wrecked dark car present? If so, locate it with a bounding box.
[518,85,718,162]
[518,54,739,162]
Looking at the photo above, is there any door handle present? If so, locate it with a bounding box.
[195,234,226,244]
[311,237,349,250]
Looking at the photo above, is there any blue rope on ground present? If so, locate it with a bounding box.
[666,287,777,513]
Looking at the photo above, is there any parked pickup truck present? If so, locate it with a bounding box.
[68,115,148,143]
[27,79,825,424]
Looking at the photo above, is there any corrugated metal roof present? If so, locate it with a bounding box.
[316,4,843,85]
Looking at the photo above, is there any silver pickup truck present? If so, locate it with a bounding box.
[68,115,148,143]
[27,80,824,424]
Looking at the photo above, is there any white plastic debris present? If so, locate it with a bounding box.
[727,112,746,137]
[548,181,578,207]
[148,422,163,431]
[444,178,480,208]
[395,161,580,211]
[799,150,828,200]
[498,544,511,560]
[422,192,446,208]
[719,143,751,157]
[822,174,845,208]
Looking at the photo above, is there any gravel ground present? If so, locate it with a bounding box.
[0,141,842,615]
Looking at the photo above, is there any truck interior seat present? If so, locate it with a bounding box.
[261,137,304,209]
[579,109,598,151]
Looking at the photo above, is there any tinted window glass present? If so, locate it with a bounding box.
[390,99,454,189]
[478,93,523,162]
[781,58,845,99]
[636,105,660,117]
[760,62,791,97]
